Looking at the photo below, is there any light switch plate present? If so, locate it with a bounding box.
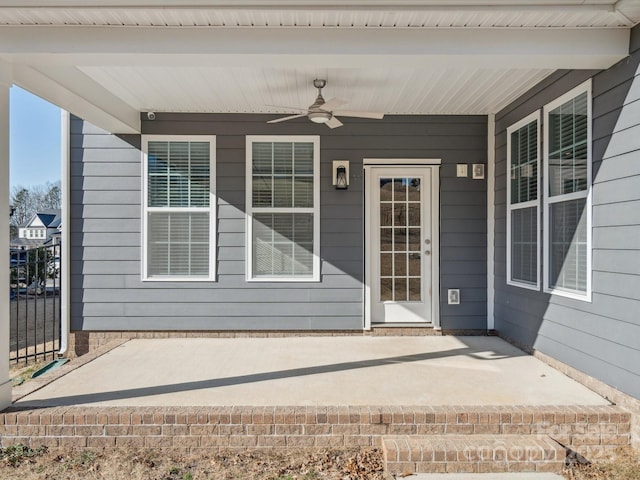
[472,163,485,179]
[456,164,468,177]
[448,289,460,305]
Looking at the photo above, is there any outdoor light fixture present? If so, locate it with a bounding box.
[333,160,349,189]
[308,111,332,124]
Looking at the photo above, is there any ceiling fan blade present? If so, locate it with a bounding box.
[325,116,343,129]
[264,104,308,112]
[267,114,307,124]
[333,110,385,119]
[320,97,348,112]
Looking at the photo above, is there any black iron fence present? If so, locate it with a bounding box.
[9,244,61,364]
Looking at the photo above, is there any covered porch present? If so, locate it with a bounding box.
[3,335,630,475]
[1,1,638,412]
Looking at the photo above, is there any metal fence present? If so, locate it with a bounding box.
[10,243,61,364]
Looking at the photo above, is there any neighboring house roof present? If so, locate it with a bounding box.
[20,209,61,229]
[10,237,47,249]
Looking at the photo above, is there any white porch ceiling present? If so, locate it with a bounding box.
[0,1,637,133]
[78,66,555,116]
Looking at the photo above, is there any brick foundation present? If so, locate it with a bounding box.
[0,406,631,460]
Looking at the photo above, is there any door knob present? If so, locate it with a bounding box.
[425,239,431,245]
[424,250,431,256]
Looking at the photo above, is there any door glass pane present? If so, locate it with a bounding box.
[380,253,392,276]
[409,278,421,301]
[394,253,406,276]
[408,253,421,276]
[393,203,406,226]
[379,176,422,303]
[394,179,406,201]
[380,278,392,301]
[380,204,392,226]
[408,203,420,226]
[408,178,421,201]
[394,228,407,251]
[408,228,420,251]
[380,228,393,251]
[394,278,407,301]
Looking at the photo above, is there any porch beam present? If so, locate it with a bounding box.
[11,65,140,134]
[0,26,630,71]
[0,61,11,410]
[0,1,622,13]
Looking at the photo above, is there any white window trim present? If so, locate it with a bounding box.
[141,134,217,282]
[245,135,320,282]
[506,111,541,291]
[543,79,592,301]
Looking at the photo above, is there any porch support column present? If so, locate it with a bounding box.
[486,113,496,332]
[0,63,12,410]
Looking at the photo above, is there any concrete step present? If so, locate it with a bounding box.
[382,435,566,474]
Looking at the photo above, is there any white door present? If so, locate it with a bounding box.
[366,166,436,324]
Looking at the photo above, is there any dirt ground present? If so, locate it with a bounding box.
[1,443,639,479]
[0,445,387,480]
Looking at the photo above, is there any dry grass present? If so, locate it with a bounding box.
[9,359,50,386]
[0,445,387,480]
[563,447,640,480]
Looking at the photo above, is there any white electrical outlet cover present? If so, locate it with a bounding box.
[456,164,468,177]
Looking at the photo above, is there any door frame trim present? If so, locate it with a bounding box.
[363,160,441,330]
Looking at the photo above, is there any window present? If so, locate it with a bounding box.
[246,136,320,281]
[507,112,540,290]
[142,135,216,281]
[543,81,591,300]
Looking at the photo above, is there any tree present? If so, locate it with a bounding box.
[42,182,61,209]
[10,187,32,227]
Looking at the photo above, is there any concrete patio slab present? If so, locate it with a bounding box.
[16,336,608,407]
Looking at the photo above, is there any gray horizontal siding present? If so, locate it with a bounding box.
[493,25,640,399]
[70,113,487,331]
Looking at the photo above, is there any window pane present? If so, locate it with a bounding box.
[510,120,538,204]
[252,143,273,174]
[252,141,314,210]
[148,140,210,208]
[293,177,313,208]
[548,92,588,197]
[148,212,209,277]
[253,213,314,277]
[274,142,293,174]
[549,199,588,293]
[511,207,537,285]
[294,143,314,174]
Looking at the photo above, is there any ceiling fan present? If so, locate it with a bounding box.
[267,79,384,129]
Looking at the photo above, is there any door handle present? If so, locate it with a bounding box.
[424,250,431,256]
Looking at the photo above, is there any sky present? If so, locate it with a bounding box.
[9,86,61,189]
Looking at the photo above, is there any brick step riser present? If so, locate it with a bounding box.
[0,406,631,459]
[384,435,566,474]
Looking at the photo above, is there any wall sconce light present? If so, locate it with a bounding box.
[332,160,349,190]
